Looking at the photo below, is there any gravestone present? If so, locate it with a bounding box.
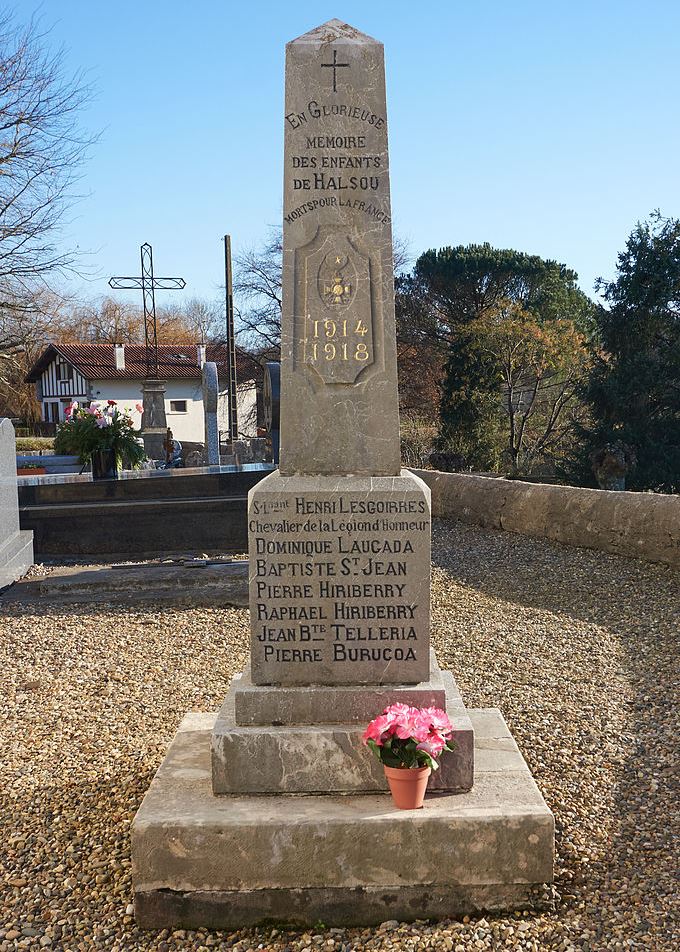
[132,20,554,928]
[263,361,280,463]
[202,361,220,465]
[140,378,167,460]
[0,419,34,588]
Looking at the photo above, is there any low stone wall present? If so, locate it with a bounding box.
[411,469,680,568]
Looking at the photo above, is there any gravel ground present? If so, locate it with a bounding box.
[1,519,678,951]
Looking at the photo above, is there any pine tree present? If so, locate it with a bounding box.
[575,212,680,492]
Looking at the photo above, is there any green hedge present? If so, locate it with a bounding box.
[15,437,55,451]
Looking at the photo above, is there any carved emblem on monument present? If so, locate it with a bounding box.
[318,253,355,308]
[295,227,375,385]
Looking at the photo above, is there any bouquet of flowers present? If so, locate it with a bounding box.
[362,703,456,771]
[55,400,146,469]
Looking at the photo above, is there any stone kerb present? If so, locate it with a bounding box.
[413,469,680,567]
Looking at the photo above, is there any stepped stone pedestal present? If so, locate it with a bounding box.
[133,707,554,928]
[211,655,474,795]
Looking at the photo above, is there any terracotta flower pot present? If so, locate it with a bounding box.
[384,764,431,809]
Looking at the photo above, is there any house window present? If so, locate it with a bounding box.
[44,401,60,423]
[56,362,73,381]
[169,400,187,413]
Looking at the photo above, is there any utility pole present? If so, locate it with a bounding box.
[224,235,238,443]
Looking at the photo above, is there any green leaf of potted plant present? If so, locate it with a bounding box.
[54,400,146,479]
[363,703,456,809]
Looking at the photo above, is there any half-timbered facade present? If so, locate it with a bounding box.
[25,343,261,443]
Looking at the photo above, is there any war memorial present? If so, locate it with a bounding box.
[131,20,554,927]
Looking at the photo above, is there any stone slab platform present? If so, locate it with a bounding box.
[212,669,474,795]
[233,648,447,726]
[2,559,249,607]
[133,708,554,928]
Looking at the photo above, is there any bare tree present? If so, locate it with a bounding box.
[158,296,223,343]
[0,11,95,325]
[233,231,283,352]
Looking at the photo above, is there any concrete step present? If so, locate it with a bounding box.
[1,559,249,606]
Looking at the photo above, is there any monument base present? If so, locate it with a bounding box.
[132,709,554,928]
[211,659,474,794]
[141,429,167,461]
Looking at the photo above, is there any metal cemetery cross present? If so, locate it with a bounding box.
[109,243,186,377]
[320,49,349,92]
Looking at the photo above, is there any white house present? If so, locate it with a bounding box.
[25,343,261,445]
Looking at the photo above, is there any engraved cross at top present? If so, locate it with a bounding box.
[321,48,349,93]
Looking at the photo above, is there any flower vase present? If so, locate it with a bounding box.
[92,449,119,480]
[384,765,431,809]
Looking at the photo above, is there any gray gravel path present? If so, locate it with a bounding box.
[1,519,678,951]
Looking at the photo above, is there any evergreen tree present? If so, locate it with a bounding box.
[398,244,594,470]
[574,212,680,492]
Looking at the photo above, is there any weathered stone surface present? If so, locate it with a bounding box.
[413,468,680,568]
[202,361,219,465]
[280,20,400,477]
[3,559,249,606]
[233,649,447,726]
[0,418,33,588]
[249,469,431,685]
[132,708,553,928]
[212,668,473,794]
[140,379,168,460]
[135,882,553,930]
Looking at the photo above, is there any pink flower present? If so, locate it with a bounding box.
[420,707,453,734]
[417,735,446,758]
[135,403,143,414]
[413,711,437,743]
[392,709,421,740]
[382,702,412,719]
[362,713,393,746]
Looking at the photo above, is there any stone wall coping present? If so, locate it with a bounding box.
[411,469,680,567]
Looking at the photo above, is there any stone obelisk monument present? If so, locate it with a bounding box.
[210,20,472,793]
[248,17,431,689]
[132,20,554,929]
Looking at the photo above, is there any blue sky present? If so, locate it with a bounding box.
[14,0,680,309]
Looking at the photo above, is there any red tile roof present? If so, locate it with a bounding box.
[25,344,261,384]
